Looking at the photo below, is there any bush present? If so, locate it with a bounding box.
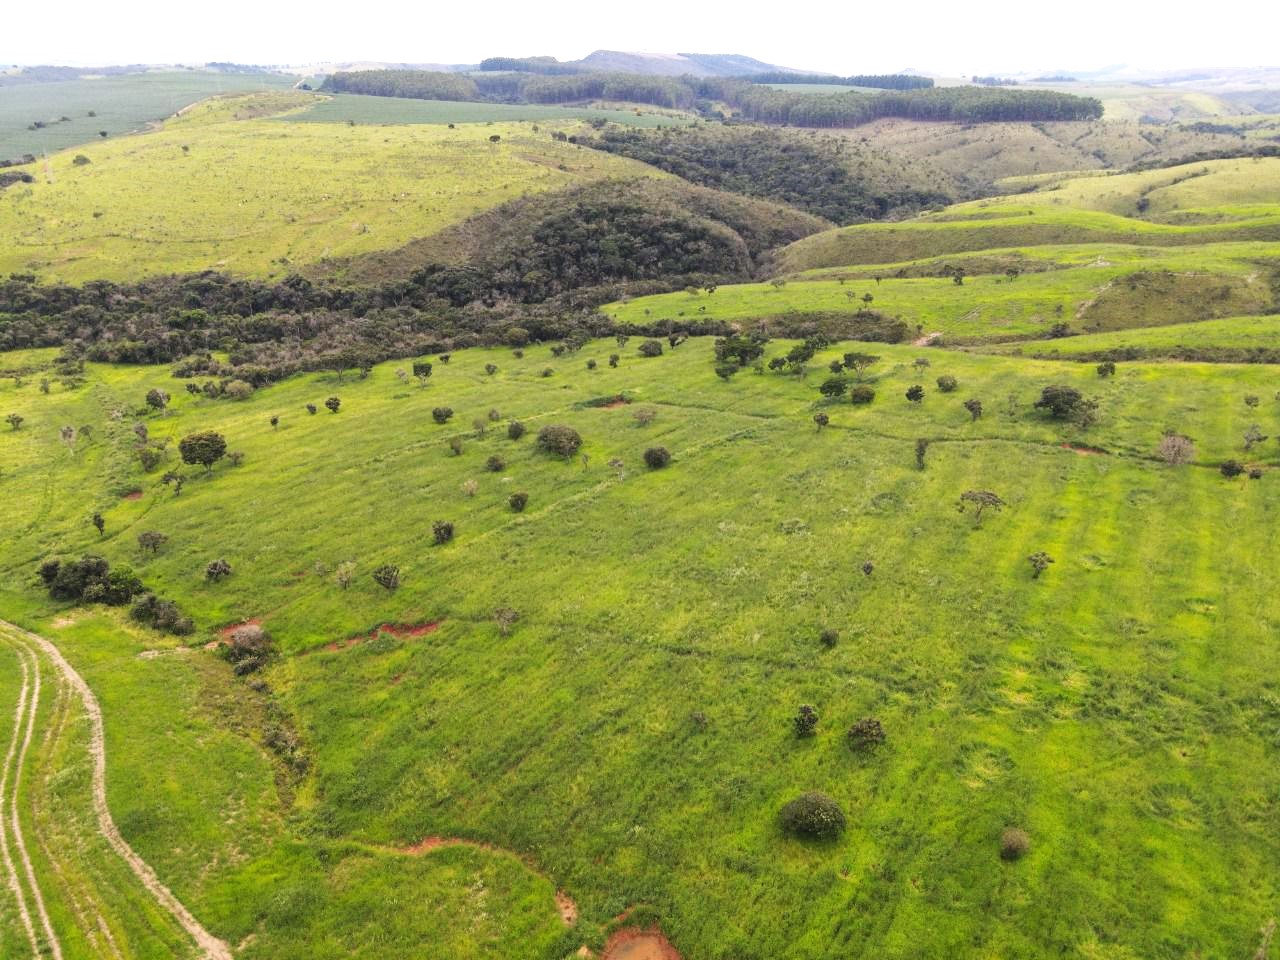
[819,628,838,648]
[372,564,400,591]
[224,380,254,401]
[1096,361,1116,377]
[638,339,664,358]
[325,396,341,413]
[849,385,875,404]
[643,446,671,469]
[1000,827,1031,861]
[225,623,272,675]
[507,420,526,440]
[432,520,455,544]
[485,363,498,375]
[1034,384,1084,419]
[432,406,454,424]
[936,375,958,393]
[813,413,829,431]
[793,704,818,737]
[819,376,848,399]
[306,403,317,415]
[205,558,232,582]
[509,491,529,512]
[964,398,983,421]
[536,424,582,458]
[779,791,846,841]
[448,437,463,456]
[847,717,885,749]
[905,384,924,403]
[129,593,193,635]
[486,455,506,472]
[1221,459,1245,478]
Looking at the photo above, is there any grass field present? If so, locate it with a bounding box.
[288,93,687,127]
[0,72,298,163]
[0,94,660,282]
[1,337,1279,958]
[985,313,1280,358]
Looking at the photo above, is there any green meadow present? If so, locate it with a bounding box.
[288,93,686,127]
[2,337,1279,958]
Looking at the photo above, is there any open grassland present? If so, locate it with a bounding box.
[606,242,1277,341]
[288,93,686,127]
[1,338,1279,958]
[0,72,298,163]
[985,313,1280,359]
[0,95,660,283]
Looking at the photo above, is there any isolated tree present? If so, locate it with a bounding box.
[847,717,886,750]
[205,558,233,581]
[486,455,506,473]
[1096,361,1116,378]
[485,363,498,376]
[324,396,341,414]
[462,479,478,497]
[936,375,958,393]
[306,403,317,415]
[472,418,488,438]
[448,437,464,456]
[779,791,845,841]
[915,438,930,470]
[488,408,501,422]
[137,531,168,554]
[536,424,582,458]
[145,388,169,412]
[958,490,1005,526]
[334,561,356,589]
[509,491,529,512]
[813,412,829,431]
[493,607,520,636]
[842,353,880,379]
[793,704,819,738]
[912,358,931,378]
[1034,385,1085,419]
[269,415,279,430]
[179,431,227,472]
[1244,394,1260,409]
[608,354,620,368]
[60,425,77,451]
[644,446,672,469]
[91,512,105,537]
[438,354,451,364]
[161,470,185,496]
[638,339,664,358]
[1221,459,1246,478]
[1244,425,1268,452]
[849,385,875,404]
[633,407,657,427]
[819,628,838,648]
[412,361,433,387]
[432,407,454,424]
[964,398,983,422]
[372,564,400,591]
[861,560,874,576]
[5,413,22,431]
[507,420,526,441]
[905,385,925,404]
[1027,551,1054,578]
[432,520,455,545]
[586,358,597,370]
[1157,431,1195,465]
[1000,827,1031,861]
[829,359,845,375]
[819,376,849,399]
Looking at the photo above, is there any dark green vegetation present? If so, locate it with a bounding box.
[0,71,296,163]
[323,69,1103,129]
[288,93,681,127]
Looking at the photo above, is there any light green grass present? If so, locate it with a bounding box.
[0,95,660,283]
[289,93,685,127]
[985,313,1280,359]
[0,72,297,163]
[1,339,1278,957]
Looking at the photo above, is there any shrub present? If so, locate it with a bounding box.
[643,446,671,469]
[819,376,848,399]
[609,353,620,368]
[486,455,506,473]
[779,791,846,841]
[638,339,664,358]
[145,387,169,411]
[819,628,838,648]
[507,420,526,440]
[225,623,272,675]
[205,558,233,582]
[536,424,582,458]
[813,413,829,431]
[39,555,141,606]
[324,396,341,413]
[849,385,875,404]
[633,407,657,427]
[1000,827,1031,861]
[306,403,317,415]
[964,398,983,421]
[1034,384,1084,419]
[1221,459,1245,478]
[178,431,226,472]
[485,363,498,376]
[432,520,455,544]
[72,154,91,166]
[586,358,597,370]
[494,607,520,636]
[541,367,554,377]
[905,385,925,404]
[488,408,501,422]
[137,531,168,554]
[462,479,478,497]
[129,592,192,635]
[847,717,885,749]
[793,704,818,737]
[334,561,356,589]
[224,380,254,401]
[1249,467,1264,480]
[509,491,528,512]
[432,406,454,424]
[915,438,929,470]
[1096,361,1116,377]
[448,437,464,456]
[372,564,400,591]
[1028,551,1054,578]
[936,375,958,393]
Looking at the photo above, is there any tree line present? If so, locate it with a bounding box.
[742,72,933,90]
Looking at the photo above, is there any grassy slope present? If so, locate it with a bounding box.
[0,95,660,283]
[984,313,1280,358]
[288,93,686,127]
[0,72,297,162]
[604,242,1277,341]
[1,340,1278,958]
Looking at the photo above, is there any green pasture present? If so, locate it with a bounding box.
[985,313,1280,359]
[288,93,685,127]
[1,338,1278,957]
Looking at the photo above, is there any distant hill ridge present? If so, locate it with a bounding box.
[481,51,812,77]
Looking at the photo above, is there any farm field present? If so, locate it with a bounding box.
[0,94,661,282]
[288,93,687,127]
[0,72,298,163]
[3,338,1280,958]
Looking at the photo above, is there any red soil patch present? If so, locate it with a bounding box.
[599,395,631,409]
[555,891,579,925]
[207,618,262,650]
[1061,442,1108,457]
[122,490,143,500]
[319,621,440,653]
[602,929,682,960]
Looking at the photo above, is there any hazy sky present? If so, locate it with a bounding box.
[4,0,1275,74]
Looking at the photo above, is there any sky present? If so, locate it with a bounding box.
[3,0,1276,74]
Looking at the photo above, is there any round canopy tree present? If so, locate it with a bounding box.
[179,431,227,472]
